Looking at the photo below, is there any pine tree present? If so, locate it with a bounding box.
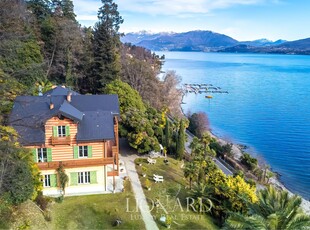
[26,0,51,21]
[176,119,185,159]
[59,0,76,21]
[91,0,124,93]
[164,118,170,152]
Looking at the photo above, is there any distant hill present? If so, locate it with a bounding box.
[122,30,238,51]
[122,30,310,55]
[121,31,175,45]
[239,39,287,47]
[219,38,310,55]
[276,38,310,50]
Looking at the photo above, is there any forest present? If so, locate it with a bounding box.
[0,0,187,227]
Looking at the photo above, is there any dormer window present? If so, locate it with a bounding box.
[58,125,66,137]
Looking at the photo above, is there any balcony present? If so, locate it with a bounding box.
[51,136,71,145]
[37,157,115,170]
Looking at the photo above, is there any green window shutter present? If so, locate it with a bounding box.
[47,148,52,162]
[88,146,93,158]
[73,146,79,159]
[53,126,58,137]
[50,174,57,187]
[90,171,97,184]
[70,172,78,186]
[32,149,38,162]
[65,125,70,136]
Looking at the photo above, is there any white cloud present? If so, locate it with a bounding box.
[73,0,271,19]
[116,0,267,15]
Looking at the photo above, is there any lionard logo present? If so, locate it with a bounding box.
[126,195,213,213]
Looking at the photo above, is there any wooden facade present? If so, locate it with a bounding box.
[26,114,119,195]
[10,86,121,196]
[28,116,119,166]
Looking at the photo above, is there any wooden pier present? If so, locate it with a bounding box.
[182,83,228,95]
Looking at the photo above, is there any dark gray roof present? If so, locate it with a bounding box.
[71,95,120,115]
[59,101,84,122]
[43,86,80,96]
[77,111,114,141]
[9,87,120,145]
[9,96,65,145]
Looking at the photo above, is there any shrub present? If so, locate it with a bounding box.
[234,170,244,178]
[246,179,256,187]
[35,193,50,211]
[209,141,224,156]
[188,112,210,138]
[241,153,258,171]
[55,195,64,203]
[145,179,151,189]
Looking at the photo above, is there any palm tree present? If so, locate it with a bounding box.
[224,186,310,230]
[189,182,215,213]
[184,161,198,190]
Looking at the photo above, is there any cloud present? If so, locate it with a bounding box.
[72,0,279,28]
[116,0,267,15]
[73,0,273,19]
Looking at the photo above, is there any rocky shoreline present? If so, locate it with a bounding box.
[180,91,310,214]
[209,131,310,215]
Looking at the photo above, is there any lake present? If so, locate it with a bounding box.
[157,51,310,199]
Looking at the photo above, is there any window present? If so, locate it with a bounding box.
[79,146,88,158]
[43,175,51,187]
[37,148,47,162]
[78,172,90,184]
[58,125,66,137]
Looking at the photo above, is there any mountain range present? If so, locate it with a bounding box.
[121,30,310,55]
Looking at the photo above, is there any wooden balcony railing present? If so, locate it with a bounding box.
[51,136,71,145]
[112,146,118,155]
[37,157,114,170]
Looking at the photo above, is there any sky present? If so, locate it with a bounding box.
[72,0,310,41]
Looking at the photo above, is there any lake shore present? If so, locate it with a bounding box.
[180,90,310,214]
[208,131,310,215]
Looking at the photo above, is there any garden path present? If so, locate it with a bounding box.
[119,138,159,230]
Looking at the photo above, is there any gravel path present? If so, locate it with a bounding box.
[119,139,159,230]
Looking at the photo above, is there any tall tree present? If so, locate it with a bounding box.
[26,0,51,21]
[184,161,198,190]
[91,0,124,93]
[164,118,170,151]
[52,0,76,21]
[176,119,186,160]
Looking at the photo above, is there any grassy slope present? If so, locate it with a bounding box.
[51,180,145,230]
[135,157,219,230]
[9,200,48,230]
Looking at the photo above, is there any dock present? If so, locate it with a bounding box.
[182,83,228,95]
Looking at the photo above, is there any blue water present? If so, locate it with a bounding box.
[157,51,310,199]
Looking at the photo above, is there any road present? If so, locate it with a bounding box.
[185,130,233,176]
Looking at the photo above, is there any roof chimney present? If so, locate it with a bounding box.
[50,102,54,110]
[67,91,72,102]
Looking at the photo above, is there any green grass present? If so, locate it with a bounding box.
[135,157,219,230]
[51,180,145,230]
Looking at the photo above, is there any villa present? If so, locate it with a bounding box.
[9,86,120,196]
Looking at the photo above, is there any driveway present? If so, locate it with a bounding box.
[119,139,159,230]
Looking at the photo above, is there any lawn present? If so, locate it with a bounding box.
[51,180,145,230]
[135,157,219,230]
